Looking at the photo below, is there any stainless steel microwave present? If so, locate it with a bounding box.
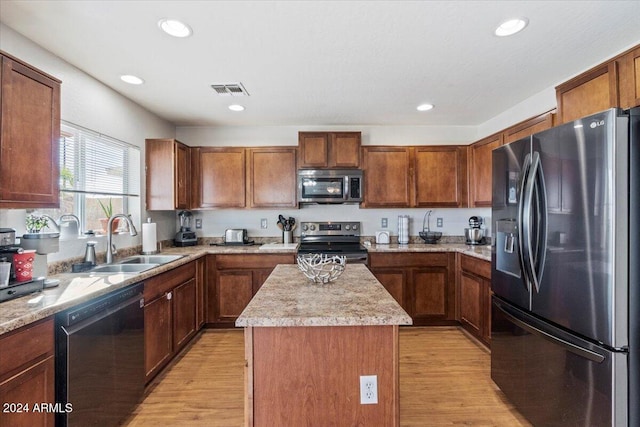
[297,169,363,204]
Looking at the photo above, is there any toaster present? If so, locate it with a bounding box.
[224,229,249,245]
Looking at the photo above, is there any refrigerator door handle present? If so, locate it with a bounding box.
[494,299,606,363]
[518,153,533,292]
[531,151,548,291]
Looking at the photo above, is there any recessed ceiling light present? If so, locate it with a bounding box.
[228,104,245,112]
[416,103,434,112]
[120,75,144,85]
[158,18,192,38]
[495,18,529,37]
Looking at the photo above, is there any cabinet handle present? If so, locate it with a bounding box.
[166,292,172,301]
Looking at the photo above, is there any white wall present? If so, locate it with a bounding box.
[0,24,176,262]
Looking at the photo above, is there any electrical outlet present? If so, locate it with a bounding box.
[360,375,378,405]
[260,218,268,229]
[195,218,202,229]
[381,218,388,228]
[436,217,443,228]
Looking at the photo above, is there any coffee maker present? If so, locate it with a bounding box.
[174,211,197,247]
[0,228,45,303]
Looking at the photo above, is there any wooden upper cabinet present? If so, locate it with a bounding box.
[503,110,555,145]
[413,146,467,207]
[556,61,619,124]
[247,147,297,208]
[0,52,61,209]
[362,146,412,207]
[193,147,246,208]
[298,131,361,168]
[468,133,503,207]
[145,139,191,210]
[619,45,640,109]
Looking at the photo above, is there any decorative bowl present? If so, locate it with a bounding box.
[419,231,442,244]
[297,254,346,284]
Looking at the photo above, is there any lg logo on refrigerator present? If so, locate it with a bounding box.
[590,120,605,128]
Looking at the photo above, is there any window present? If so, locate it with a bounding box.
[34,122,141,235]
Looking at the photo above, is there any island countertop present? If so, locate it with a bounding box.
[235,264,412,327]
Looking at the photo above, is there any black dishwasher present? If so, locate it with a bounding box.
[56,283,145,427]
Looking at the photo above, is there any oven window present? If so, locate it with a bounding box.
[301,178,344,198]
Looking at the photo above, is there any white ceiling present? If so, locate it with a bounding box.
[1,1,639,127]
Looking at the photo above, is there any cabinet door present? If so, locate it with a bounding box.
[175,142,190,209]
[556,62,619,124]
[144,293,173,380]
[329,132,361,168]
[0,55,60,208]
[619,46,640,109]
[469,133,503,207]
[371,269,405,308]
[215,270,254,322]
[362,146,412,207]
[247,147,297,208]
[195,257,207,329]
[413,146,467,207]
[298,132,329,168]
[409,267,450,322]
[194,147,246,208]
[0,357,55,427]
[503,111,555,145]
[173,279,197,351]
[459,271,483,336]
[145,139,190,210]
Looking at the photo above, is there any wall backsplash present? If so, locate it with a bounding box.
[183,205,492,241]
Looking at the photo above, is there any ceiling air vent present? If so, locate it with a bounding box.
[210,82,250,96]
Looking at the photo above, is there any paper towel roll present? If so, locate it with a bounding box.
[142,222,157,254]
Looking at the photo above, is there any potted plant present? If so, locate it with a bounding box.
[22,214,60,254]
[98,199,119,233]
[25,214,49,233]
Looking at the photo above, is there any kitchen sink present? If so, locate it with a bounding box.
[90,263,158,273]
[118,254,184,265]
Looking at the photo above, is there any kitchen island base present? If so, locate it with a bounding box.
[245,324,399,426]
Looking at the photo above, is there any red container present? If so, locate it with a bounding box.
[14,250,36,282]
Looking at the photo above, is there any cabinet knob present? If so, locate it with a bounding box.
[167,292,172,300]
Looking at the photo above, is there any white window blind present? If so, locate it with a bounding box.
[60,122,140,197]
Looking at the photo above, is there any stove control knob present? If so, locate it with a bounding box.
[309,224,316,231]
[352,224,358,231]
[302,224,308,231]
[345,224,351,231]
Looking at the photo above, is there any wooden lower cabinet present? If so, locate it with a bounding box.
[458,254,491,346]
[369,252,456,325]
[208,254,295,327]
[143,261,199,382]
[0,318,55,427]
[172,278,197,349]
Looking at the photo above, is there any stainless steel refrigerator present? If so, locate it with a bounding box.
[491,107,639,426]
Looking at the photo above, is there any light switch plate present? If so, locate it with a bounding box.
[195,218,202,229]
[260,218,268,229]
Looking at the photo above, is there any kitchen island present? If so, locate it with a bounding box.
[236,264,412,427]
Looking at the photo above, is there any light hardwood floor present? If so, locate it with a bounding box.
[124,327,530,427]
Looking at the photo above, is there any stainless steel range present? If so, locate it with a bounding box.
[297,221,368,264]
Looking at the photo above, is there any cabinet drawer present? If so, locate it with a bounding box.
[144,262,196,301]
[215,254,295,270]
[460,255,491,279]
[368,252,449,268]
[0,318,54,378]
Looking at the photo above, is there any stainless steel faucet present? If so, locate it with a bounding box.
[106,214,138,264]
[41,214,60,232]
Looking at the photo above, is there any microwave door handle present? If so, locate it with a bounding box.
[343,176,349,201]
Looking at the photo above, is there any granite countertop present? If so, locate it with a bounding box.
[366,242,492,261]
[0,244,299,336]
[0,242,489,336]
[235,264,413,327]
